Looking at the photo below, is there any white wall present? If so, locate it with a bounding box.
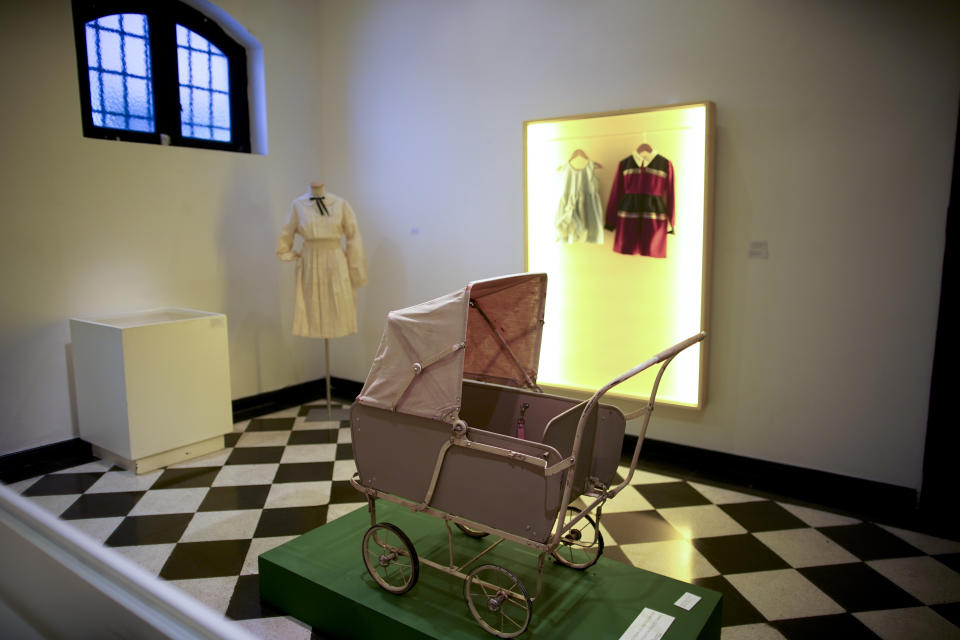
[313,0,959,489]
[1,0,957,491]
[0,0,333,454]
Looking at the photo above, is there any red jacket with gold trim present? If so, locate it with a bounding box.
[604,153,675,258]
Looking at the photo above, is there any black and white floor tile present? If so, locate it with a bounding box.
[6,402,960,639]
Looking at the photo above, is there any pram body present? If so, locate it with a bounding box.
[349,273,704,637]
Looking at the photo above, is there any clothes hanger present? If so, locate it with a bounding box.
[561,148,603,169]
[636,143,653,154]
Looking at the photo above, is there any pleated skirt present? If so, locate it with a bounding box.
[293,240,357,338]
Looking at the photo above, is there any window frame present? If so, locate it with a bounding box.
[71,0,251,153]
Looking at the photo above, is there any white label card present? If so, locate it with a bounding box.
[674,592,702,611]
[618,607,675,640]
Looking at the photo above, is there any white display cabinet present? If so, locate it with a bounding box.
[70,308,233,474]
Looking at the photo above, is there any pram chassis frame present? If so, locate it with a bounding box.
[355,484,552,607]
[351,332,705,636]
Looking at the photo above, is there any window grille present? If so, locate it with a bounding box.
[85,13,154,133]
[72,1,251,153]
[176,25,231,143]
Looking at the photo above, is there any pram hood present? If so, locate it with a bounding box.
[355,273,547,421]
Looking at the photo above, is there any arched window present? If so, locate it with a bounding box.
[72,0,251,153]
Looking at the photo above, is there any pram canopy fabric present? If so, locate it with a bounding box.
[355,273,547,421]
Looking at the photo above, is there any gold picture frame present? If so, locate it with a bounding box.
[523,102,715,409]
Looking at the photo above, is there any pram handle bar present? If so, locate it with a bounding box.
[549,331,706,548]
[603,331,707,396]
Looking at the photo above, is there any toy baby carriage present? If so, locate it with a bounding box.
[349,273,705,637]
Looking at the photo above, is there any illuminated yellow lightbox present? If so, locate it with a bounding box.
[524,102,714,408]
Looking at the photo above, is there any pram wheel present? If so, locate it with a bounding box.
[551,506,604,570]
[455,522,490,538]
[361,522,419,594]
[464,564,532,638]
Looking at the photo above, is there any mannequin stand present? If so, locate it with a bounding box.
[324,338,332,418]
[303,338,352,423]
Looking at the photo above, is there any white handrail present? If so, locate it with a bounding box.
[0,484,258,639]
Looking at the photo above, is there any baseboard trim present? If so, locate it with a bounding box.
[1,378,364,484]
[232,377,363,422]
[625,436,956,537]
[0,439,96,484]
[330,377,364,401]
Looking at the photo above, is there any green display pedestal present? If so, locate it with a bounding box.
[259,501,721,639]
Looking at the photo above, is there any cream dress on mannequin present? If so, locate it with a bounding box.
[277,190,367,338]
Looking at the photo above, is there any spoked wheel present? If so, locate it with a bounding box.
[455,522,490,538]
[464,564,532,638]
[361,522,419,594]
[551,506,604,569]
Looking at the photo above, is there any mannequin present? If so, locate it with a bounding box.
[277,181,368,416]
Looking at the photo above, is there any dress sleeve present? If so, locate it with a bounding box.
[342,200,368,287]
[276,202,300,261]
[666,160,676,234]
[604,160,624,230]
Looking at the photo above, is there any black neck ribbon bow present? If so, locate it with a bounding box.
[310,196,329,216]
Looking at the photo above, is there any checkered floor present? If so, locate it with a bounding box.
[6,402,960,639]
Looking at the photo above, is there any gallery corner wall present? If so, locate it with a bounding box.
[1,0,957,494]
[0,0,336,455]
[315,0,959,490]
